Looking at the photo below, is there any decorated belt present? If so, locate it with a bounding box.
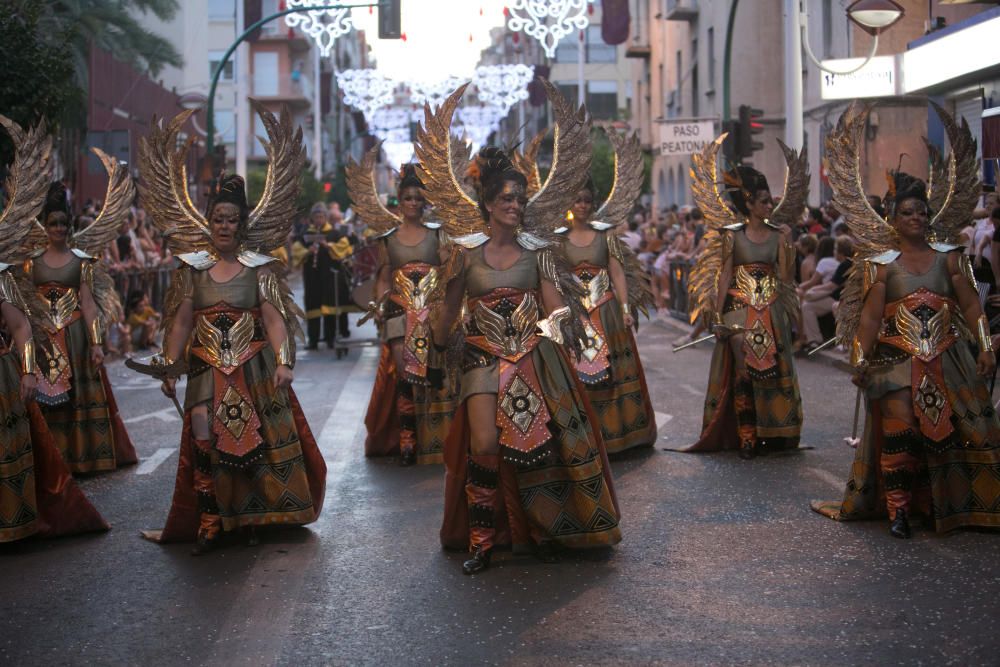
[573,263,613,312]
[879,288,960,363]
[191,305,267,375]
[37,283,80,332]
[389,262,439,311]
[466,288,541,363]
[728,263,777,311]
[391,263,438,381]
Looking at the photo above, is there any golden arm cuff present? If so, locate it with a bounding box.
[275,338,294,368]
[88,319,104,346]
[19,340,35,376]
[977,314,993,353]
[850,338,869,369]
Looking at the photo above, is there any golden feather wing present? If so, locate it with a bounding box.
[137,109,211,255]
[594,130,643,228]
[928,101,980,245]
[0,115,53,263]
[687,229,726,326]
[767,139,810,230]
[346,142,401,236]
[450,134,475,197]
[413,84,484,238]
[689,134,739,231]
[825,102,896,258]
[73,147,136,256]
[512,129,546,198]
[522,80,592,241]
[245,102,307,253]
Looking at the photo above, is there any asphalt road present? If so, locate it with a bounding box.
[2,315,999,666]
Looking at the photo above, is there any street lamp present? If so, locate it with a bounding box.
[846,0,905,36]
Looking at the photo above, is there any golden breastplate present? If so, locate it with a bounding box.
[575,266,611,311]
[39,284,79,331]
[472,291,540,358]
[195,311,258,370]
[880,289,960,363]
[732,264,777,310]
[392,264,439,311]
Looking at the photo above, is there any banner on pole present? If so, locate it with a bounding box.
[657,119,715,157]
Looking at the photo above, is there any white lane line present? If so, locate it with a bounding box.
[123,407,180,424]
[654,412,674,432]
[808,466,845,491]
[135,447,174,475]
[679,383,703,397]
[316,345,379,460]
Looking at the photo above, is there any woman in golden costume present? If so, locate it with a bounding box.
[417,83,621,575]
[19,148,137,475]
[137,105,326,554]
[346,149,454,465]
[0,115,107,542]
[813,103,1000,538]
[552,131,657,455]
[681,137,809,459]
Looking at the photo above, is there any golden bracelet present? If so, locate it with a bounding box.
[88,319,104,346]
[275,339,294,368]
[621,303,633,319]
[850,338,868,369]
[19,339,35,376]
[976,314,993,354]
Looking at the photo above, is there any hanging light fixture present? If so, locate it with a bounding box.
[505,0,593,59]
[846,0,905,36]
[336,69,398,124]
[410,77,467,111]
[473,64,535,115]
[283,1,354,57]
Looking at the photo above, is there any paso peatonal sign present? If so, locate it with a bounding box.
[656,119,716,157]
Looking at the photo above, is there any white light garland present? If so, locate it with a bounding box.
[473,64,535,115]
[456,105,505,152]
[382,141,415,168]
[505,0,592,59]
[409,77,467,111]
[336,69,398,124]
[284,1,354,58]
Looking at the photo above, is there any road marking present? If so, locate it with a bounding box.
[135,447,174,475]
[123,407,180,424]
[807,466,844,491]
[679,383,703,397]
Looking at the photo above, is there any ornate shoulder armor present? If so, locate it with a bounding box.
[258,269,288,319]
[606,231,626,265]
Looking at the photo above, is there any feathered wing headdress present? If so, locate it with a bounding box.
[511,129,546,198]
[345,142,401,237]
[926,101,980,245]
[0,115,53,265]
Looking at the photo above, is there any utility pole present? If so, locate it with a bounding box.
[783,0,804,150]
[235,0,249,178]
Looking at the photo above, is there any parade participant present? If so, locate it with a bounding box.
[553,131,657,454]
[292,203,352,349]
[346,147,453,465]
[0,115,108,542]
[19,155,137,474]
[137,105,326,554]
[682,136,810,458]
[416,83,621,575]
[813,103,1000,537]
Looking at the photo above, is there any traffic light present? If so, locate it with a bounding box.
[378,0,402,39]
[737,105,764,160]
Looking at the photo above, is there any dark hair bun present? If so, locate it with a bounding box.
[470,146,527,221]
[724,166,769,216]
[398,163,425,192]
[41,181,71,221]
[207,174,250,218]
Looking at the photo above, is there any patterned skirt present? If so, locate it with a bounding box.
[36,317,137,474]
[0,351,107,542]
[678,302,803,452]
[812,344,1000,532]
[440,338,622,550]
[577,299,657,454]
[145,350,327,542]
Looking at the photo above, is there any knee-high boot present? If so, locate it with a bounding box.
[733,374,757,458]
[192,438,221,549]
[880,419,922,537]
[397,381,416,464]
[466,453,499,555]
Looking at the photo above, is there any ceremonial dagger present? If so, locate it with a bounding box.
[124,355,187,418]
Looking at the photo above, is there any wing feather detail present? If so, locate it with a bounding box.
[245,102,306,253]
[522,80,592,242]
[594,130,643,228]
[345,142,401,237]
[927,101,979,245]
[768,139,810,229]
[512,129,546,198]
[0,115,53,263]
[73,147,136,256]
[413,84,483,238]
[138,109,211,255]
[689,134,739,231]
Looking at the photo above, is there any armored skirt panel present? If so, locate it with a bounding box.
[439,244,622,552]
[0,346,107,542]
[680,227,803,453]
[814,251,1000,532]
[561,231,656,454]
[147,264,327,542]
[364,227,454,465]
[29,255,136,474]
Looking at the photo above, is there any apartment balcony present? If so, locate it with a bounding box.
[626,43,651,59]
[257,22,311,52]
[665,0,699,22]
[251,79,312,110]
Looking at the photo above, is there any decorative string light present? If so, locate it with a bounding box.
[336,69,398,123]
[284,1,354,57]
[473,64,534,114]
[410,77,467,111]
[505,0,593,59]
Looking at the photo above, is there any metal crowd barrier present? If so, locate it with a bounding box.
[667,260,692,320]
[109,265,173,312]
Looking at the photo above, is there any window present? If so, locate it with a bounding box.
[208,50,234,82]
[822,0,833,58]
[587,81,617,120]
[556,83,580,105]
[214,109,236,144]
[259,0,281,35]
[586,26,616,63]
[253,51,279,96]
[208,0,233,20]
[555,33,581,63]
[707,27,716,89]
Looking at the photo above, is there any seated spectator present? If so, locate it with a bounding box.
[798,237,854,353]
[796,236,836,295]
[797,233,818,284]
[125,289,161,352]
[620,217,643,252]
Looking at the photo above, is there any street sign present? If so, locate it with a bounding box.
[820,55,900,100]
[657,119,715,156]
